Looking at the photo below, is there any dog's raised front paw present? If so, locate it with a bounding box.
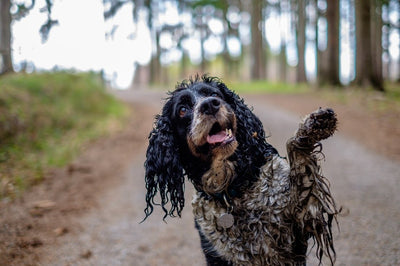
[295,108,337,147]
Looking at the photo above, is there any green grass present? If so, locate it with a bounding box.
[224,79,400,115]
[385,82,400,102]
[316,82,400,112]
[227,79,400,107]
[228,80,311,94]
[0,71,128,198]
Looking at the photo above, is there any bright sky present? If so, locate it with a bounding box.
[13,0,105,71]
[12,0,152,88]
[11,0,400,89]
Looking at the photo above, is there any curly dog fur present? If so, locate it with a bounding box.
[143,75,339,265]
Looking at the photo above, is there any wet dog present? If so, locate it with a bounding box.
[143,75,338,265]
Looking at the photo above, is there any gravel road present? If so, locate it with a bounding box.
[37,89,400,265]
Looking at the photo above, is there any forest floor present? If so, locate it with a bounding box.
[0,88,399,265]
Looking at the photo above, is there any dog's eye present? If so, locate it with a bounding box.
[179,107,188,117]
[211,93,219,97]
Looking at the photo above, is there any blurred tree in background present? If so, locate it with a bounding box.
[2,0,400,91]
[0,0,57,75]
[324,0,340,86]
[103,0,398,91]
[0,0,13,74]
[294,0,307,83]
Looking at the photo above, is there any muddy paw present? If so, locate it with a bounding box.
[295,108,337,147]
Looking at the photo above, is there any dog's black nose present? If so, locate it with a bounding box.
[200,98,221,115]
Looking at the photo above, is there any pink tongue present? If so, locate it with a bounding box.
[207,131,227,144]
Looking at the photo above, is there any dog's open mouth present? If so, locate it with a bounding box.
[206,122,235,148]
[187,102,238,159]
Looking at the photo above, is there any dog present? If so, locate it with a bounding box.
[143,75,339,265]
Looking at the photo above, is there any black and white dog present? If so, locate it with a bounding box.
[144,76,338,265]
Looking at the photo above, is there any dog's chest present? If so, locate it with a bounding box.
[192,156,294,265]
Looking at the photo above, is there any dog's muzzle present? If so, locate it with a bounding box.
[188,97,238,159]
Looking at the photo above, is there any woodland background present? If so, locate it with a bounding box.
[1,0,399,91]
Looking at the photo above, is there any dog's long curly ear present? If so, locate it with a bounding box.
[143,101,185,220]
[211,78,277,161]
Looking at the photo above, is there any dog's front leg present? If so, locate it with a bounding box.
[286,108,338,263]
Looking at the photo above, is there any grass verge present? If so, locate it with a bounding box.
[0,72,128,199]
[228,80,310,94]
[317,82,400,112]
[228,80,400,111]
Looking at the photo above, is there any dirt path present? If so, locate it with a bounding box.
[246,96,400,265]
[1,89,399,265]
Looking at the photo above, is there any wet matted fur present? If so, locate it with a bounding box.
[143,75,339,265]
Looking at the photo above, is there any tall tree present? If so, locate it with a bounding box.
[198,7,208,73]
[371,0,383,87]
[0,0,13,74]
[315,0,327,85]
[295,0,307,82]
[354,0,384,91]
[279,0,288,82]
[250,0,266,79]
[0,0,57,75]
[143,0,163,84]
[221,0,234,79]
[324,0,340,85]
[190,0,243,78]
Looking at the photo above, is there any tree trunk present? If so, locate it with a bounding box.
[348,0,356,82]
[180,52,188,80]
[250,0,266,80]
[200,22,207,74]
[221,0,233,78]
[354,0,384,91]
[279,41,287,82]
[370,0,384,89]
[146,0,162,85]
[398,28,400,82]
[296,0,307,82]
[149,29,162,84]
[279,0,287,82]
[354,0,366,86]
[316,1,327,86]
[0,0,13,74]
[325,0,341,86]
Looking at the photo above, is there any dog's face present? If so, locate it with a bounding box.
[144,76,275,219]
[170,83,238,161]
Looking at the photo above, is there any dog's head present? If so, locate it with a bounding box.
[144,75,276,219]
[172,79,239,161]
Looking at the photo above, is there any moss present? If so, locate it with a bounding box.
[0,72,128,198]
[228,80,310,94]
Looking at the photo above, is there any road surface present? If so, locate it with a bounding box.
[14,89,400,265]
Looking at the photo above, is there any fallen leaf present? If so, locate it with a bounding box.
[80,250,92,259]
[53,227,69,236]
[68,164,92,174]
[32,200,56,209]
